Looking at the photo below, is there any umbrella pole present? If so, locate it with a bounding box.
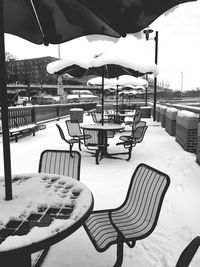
[101,67,104,125]
[116,85,119,115]
[0,4,13,200]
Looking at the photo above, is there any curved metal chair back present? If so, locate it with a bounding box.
[132,110,142,129]
[91,113,98,123]
[83,128,99,146]
[56,123,66,141]
[84,163,170,266]
[132,124,148,143]
[91,113,102,124]
[65,119,82,137]
[39,149,81,180]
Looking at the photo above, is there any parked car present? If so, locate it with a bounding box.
[31,96,57,105]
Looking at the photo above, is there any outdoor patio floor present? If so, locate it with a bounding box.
[1,114,200,266]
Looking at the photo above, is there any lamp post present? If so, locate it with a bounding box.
[143,28,159,121]
[181,72,183,99]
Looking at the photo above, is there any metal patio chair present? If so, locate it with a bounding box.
[91,112,109,124]
[84,163,170,267]
[91,113,115,138]
[114,121,148,161]
[37,149,81,266]
[65,119,90,151]
[38,149,81,180]
[56,123,81,154]
[125,110,142,128]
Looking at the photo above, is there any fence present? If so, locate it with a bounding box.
[0,102,97,128]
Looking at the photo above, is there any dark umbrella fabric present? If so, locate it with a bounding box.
[53,63,145,78]
[3,0,121,45]
[83,0,196,36]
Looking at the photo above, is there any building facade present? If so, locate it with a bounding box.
[6,56,58,85]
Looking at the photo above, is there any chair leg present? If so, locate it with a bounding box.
[69,144,74,158]
[113,242,124,267]
[126,146,132,161]
[78,140,82,151]
[95,149,101,165]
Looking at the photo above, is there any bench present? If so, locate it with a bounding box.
[0,117,46,142]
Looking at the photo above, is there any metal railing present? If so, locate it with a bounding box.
[0,102,97,129]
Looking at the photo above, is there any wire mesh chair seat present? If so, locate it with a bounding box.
[82,128,109,164]
[84,163,170,267]
[65,119,90,151]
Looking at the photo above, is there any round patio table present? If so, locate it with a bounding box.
[0,173,94,267]
[81,123,124,160]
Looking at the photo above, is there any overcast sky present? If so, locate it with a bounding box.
[4,1,200,91]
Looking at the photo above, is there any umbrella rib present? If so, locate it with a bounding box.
[29,0,49,45]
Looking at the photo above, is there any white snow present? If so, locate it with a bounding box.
[0,173,92,252]
[177,110,198,119]
[0,114,200,266]
[46,49,158,77]
[166,107,178,113]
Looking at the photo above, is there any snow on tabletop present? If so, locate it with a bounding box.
[177,110,198,119]
[0,173,92,251]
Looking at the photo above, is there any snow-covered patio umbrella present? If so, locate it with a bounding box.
[89,50,157,118]
[88,74,149,115]
[47,55,145,124]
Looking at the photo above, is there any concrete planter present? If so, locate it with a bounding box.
[176,110,198,153]
[196,123,200,165]
[70,108,84,123]
[156,104,161,122]
[165,107,178,136]
[140,106,151,118]
[160,106,167,128]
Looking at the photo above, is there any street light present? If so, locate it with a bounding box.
[181,72,183,99]
[143,28,159,121]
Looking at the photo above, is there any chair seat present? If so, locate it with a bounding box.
[67,139,80,144]
[119,135,131,142]
[74,134,91,140]
[84,211,118,252]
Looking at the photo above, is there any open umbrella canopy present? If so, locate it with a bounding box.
[87,75,148,88]
[4,0,196,45]
[3,0,121,45]
[108,75,148,87]
[83,0,197,36]
[92,48,159,76]
[47,55,146,78]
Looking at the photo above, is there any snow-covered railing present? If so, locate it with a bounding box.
[0,102,97,128]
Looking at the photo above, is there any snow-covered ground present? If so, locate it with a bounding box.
[0,114,200,267]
